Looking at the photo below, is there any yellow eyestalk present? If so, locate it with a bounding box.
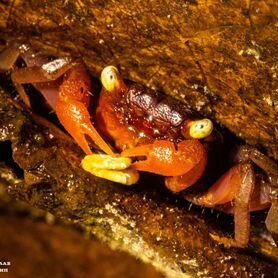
[81,154,139,185]
[100,66,121,93]
[189,119,213,139]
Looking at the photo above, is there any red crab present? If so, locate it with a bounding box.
[95,66,278,248]
[1,45,277,248]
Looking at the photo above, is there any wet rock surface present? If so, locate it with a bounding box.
[0,192,164,278]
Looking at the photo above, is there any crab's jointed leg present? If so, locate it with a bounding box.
[195,162,255,248]
[195,146,278,248]
[266,197,278,245]
[0,44,23,72]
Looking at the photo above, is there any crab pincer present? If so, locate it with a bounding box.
[81,154,139,185]
[54,64,115,156]
[121,139,208,192]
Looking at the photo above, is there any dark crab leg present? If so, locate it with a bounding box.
[0,44,23,72]
[231,163,255,247]
[265,197,278,245]
[235,146,278,177]
[195,162,255,248]
[0,45,72,109]
[11,57,73,85]
[236,146,278,244]
[0,44,72,85]
[0,45,32,107]
[12,56,73,110]
[195,145,278,247]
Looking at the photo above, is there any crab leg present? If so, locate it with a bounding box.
[11,58,73,84]
[0,44,22,72]
[13,56,73,109]
[233,146,278,245]
[195,162,255,248]
[265,197,278,245]
[232,163,255,247]
[0,45,32,107]
[235,146,278,176]
[0,45,72,109]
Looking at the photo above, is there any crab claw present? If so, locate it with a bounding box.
[54,65,115,156]
[121,139,207,190]
[81,154,139,185]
